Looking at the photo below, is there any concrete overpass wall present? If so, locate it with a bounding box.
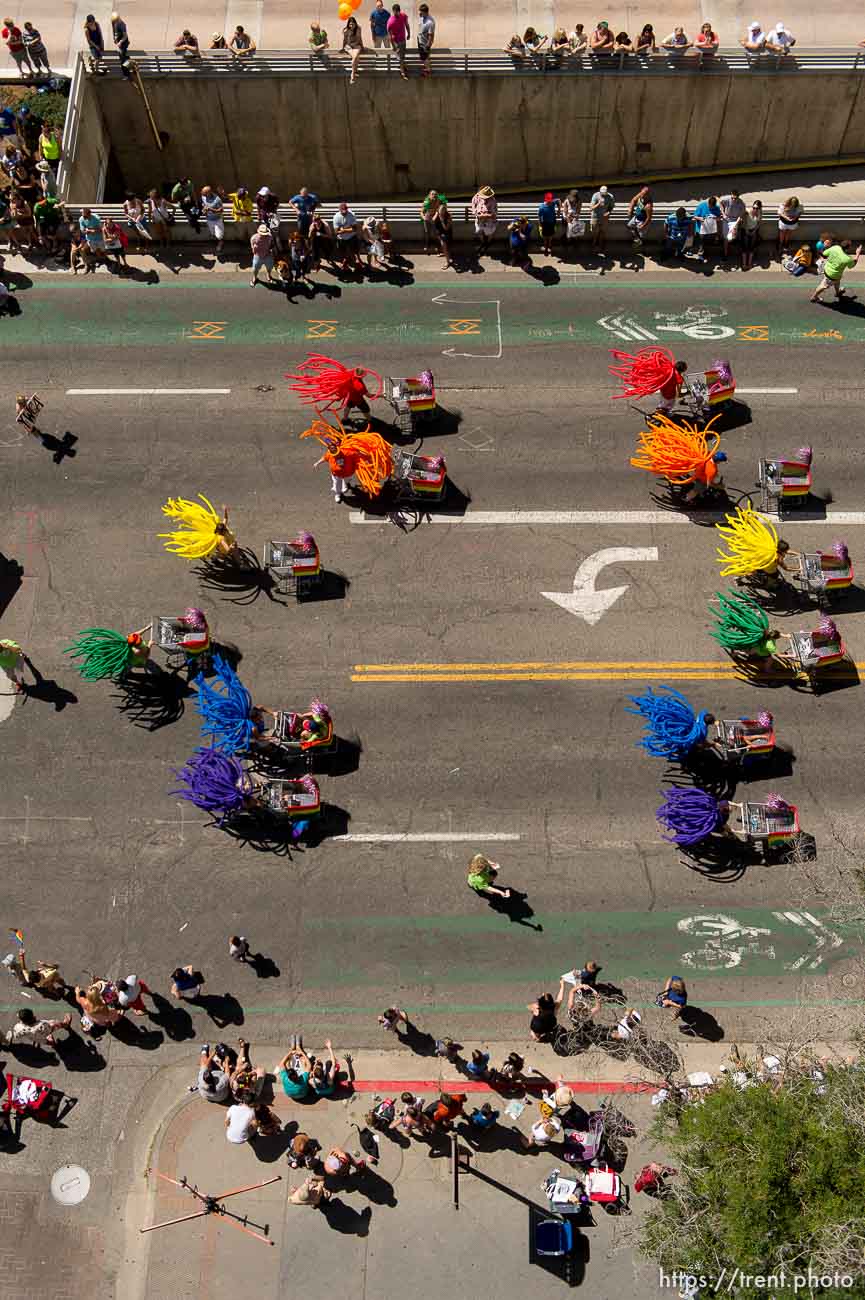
[91,71,865,198]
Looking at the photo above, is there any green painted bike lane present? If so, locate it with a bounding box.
[10,278,865,349]
[292,907,861,993]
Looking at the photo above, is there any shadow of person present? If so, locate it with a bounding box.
[147,990,196,1041]
[483,888,543,932]
[0,553,23,620]
[250,1125,294,1163]
[19,657,77,711]
[53,1027,106,1072]
[678,1006,724,1042]
[5,1041,57,1069]
[247,952,280,979]
[191,547,285,606]
[36,431,77,463]
[394,1019,437,1057]
[193,992,244,1028]
[352,1167,397,1207]
[108,1017,165,1050]
[320,1199,372,1236]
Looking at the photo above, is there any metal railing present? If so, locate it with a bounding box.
[88,46,865,78]
[58,201,865,233]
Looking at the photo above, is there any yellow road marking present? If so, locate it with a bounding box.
[351,659,865,684]
[354,661,730,671]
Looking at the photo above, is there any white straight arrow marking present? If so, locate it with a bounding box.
[541,546,659,624]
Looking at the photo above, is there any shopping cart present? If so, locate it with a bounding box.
[383,373,437,435]
[262,536,321,598]
[390,448,447,502]
[757,449,812,515]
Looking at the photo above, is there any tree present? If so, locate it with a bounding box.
[638,1056,865,1297]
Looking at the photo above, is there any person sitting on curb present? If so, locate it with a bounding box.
[230,1038,265,1102]
[193,1043,232,1101]
[289,1172,331,1206]
[276,1035,312,1099]
[309,1039,341,1098]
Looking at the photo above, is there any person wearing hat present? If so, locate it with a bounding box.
[740,21,766,52]
[35,158,57,198]
[589,19,614,52]
[537,190,560,256]
[766,21,795,54]
[250,222,277,286]
[209,33,228,49]
[470,184,497,255]
[589,183,615,252]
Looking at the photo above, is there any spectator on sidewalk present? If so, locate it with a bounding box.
[35,160,56,197]
[468,1102,499,1132]
[627,184,653,246]
[614,30,635,54]
[657,975,688,1017]
[227,186,254,226]
[433,197,454,265]
[508,215,532,266]
[231,1038,265,1101]
[693,193,721,261]
[538,191,559,255]
[662,25,691,51]
[634,1162,678,1196]
[662,206,694,259]
[340,16,365,84]
[171,177,200,232]
[521,1113,562,1148]
[387,4,409,77]
[116,974,152,1015]
[811,239,862,304]
[470,184,497,255]
[196,1045,232,1101]
[309,1039,340,1097]
[324,1146,365,1175]
[695,22,718,56]
[22,23,49,75]
[37,124,61,170]
[225,1101,258,1143]
[417,3,435,76]
[309,22,329,53]
[589,184,614,252]
[527,991,560,1041]
[504,33,526,61]
[2,19,31,76]
[740,22,766,52]
[79,207,108,266]
[308,211,334,269]
[425,1091,466,1130]
[6,1008,71,1047]
[766,22,795,54]
[361,214,386,268]
[111,12,129,58]
[277,1036,312,1099]
[9,189,34,252]
[739,198,763,270]
[465,1048,491,1079]
[777,195,803,258]
[332,200,361,271]
[636,23,657,53]
[210,33,227,49]
[370,0,390,47]
[84,14,105,70]
[146,188,174,250]
[199,186,225,256]
[290,185,321,237]
[171,964,204,1000]
[611,1007,642,1040]
[589,20,614,53]
[102,215,129,271]
[75,982,122,1032]
[175,29,201,59]
[1,143,21,177]
[230,25,256,60]
[420,189,440,249]
[561,188,582,255]
[289,1172,330,1205]
[719,190,746,257]
[123,192,151,249]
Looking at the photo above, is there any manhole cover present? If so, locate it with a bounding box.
[51,1165,90,1206]
[843,974,858,988]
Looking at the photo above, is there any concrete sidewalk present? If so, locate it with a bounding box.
[6,2,865,75]
[110,1038,769,1300]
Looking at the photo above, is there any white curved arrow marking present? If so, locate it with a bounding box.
[542,546,658,624]
[431,292,503,359]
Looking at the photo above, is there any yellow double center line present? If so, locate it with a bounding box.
[352,660,789,683]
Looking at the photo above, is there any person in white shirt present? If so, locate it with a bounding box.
[225,1102,258,1143]
[6,1008,71,1047]
[740,21,766,52]
[115,974,150,1015]
[766,22,795,53]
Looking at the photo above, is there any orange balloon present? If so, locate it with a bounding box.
[349,0,362,9]
[338,1,351,16]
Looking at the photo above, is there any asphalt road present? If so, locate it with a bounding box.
[2,272,864,1052]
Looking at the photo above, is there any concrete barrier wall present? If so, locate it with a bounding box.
[90,70,865,198]
[65,71,111,201]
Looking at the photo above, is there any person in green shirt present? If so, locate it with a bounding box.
[811,239,862,303]
[308,21,328,52]
[170,177,200,233]
[33,194,64,253]
[466,853,511,899]
[0,638,27,692]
